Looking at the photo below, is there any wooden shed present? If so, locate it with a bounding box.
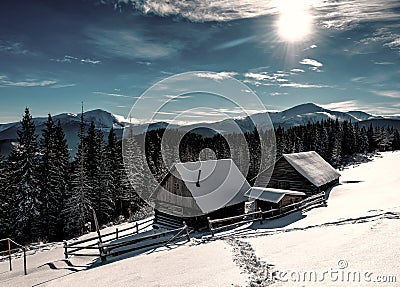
[245,187,305,217]
[266,151,340,196]
[152,159,251,230]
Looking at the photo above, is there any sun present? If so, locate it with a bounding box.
[276,0,313,42]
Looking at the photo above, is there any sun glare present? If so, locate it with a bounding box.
[276,0,313,42]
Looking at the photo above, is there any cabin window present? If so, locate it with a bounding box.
[174,181,180,190]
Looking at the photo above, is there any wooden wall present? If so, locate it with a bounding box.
[267,157,319,195]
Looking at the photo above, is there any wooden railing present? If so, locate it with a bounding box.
[207,192,326,236]
[0,238,27,275]
[64,218,191,262]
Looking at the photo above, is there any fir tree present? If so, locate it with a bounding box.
[63,107,91,237]
[0,156,11,238]
[8,108,41,243]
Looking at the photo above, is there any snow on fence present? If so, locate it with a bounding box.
[64,218,191,262]
[0,238,27,275]
[64,217,154,259]
[207,192,326,236]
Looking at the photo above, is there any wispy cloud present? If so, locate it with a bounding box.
[195,72,238,81]
[244,72,275,81]
[214,36,255,50]
[50,83,76,89]
[0,40,32,55]
[290,68,305,73]
[109,0,400,34]
[280,83,332,88]
[86,28,180,60]
[372,61,394,65]
[299,58,323,67]
[81,58,101,64]
[93,91,136,98]
[321,100,361,111]
[0,75,56,87]
[371,90,400,98]
[52,55,101,64]
[165,95,192,99]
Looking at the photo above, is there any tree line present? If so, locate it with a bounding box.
[1,108,399,244]
[0,108,143,244]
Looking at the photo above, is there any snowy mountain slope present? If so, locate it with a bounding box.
[1,152,399,287]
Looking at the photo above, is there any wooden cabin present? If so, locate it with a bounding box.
[152,159,251,230]
[266,151,340,196]
[245,187,305,217]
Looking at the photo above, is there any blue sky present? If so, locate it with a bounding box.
[1,0,400,123]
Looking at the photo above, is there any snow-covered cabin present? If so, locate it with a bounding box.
[152,159,251,230]
[266,151,340,196]
[245,187,306,216]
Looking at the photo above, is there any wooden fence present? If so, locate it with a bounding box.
[207,192,326,236]
[64,218,191,262]
[0,238,27,275]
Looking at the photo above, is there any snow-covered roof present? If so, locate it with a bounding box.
[245,187,305,203]
[158,159,250,215]
[282,151,340,187]
[177,159,251,213]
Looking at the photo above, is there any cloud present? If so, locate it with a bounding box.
[280,83,331,88]
[299,58,323,67]
[108,0,400,34]
[244,72,275,81]
[351,77,366,82]
[165,95,192,99]
[214,36,255,50]
[86,28,180,59]
[195,72,238,81]
[0,40,32,55]
[93,91,136,98]
[270,92,288,96]
[373,61,394,65]
[290,68,305,73]
[52,55,101,64]
[359,27,400,51]
[81,58,101,64]
[0,75,56,87]
[321,100,361,111]
[50,83,76,88]
[371,90,400,98]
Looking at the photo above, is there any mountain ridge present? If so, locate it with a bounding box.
[1,103,399,157]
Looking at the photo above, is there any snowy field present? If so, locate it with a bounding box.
[1,151,399,287]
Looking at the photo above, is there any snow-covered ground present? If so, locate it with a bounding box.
[1,151,399,287]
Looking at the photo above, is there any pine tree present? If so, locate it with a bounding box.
[63,107,91,238]
[38,116,70,241]
[392,129,400,150]
[0,156,11,238]
[8,108,41,243]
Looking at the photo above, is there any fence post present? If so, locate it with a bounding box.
[23,247,27,275]
[258,208,263,224]
[183,221,190,242]
[98,241,106,263]
[63,241,68,259]
[8,238,12,271]
[207,217,214,237]
[116,228,119,240]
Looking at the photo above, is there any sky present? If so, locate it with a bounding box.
[0,0,400,124]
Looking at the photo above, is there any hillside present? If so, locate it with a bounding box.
[1,151,399,287]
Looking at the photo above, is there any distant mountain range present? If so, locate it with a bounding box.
[1,103,399,157]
